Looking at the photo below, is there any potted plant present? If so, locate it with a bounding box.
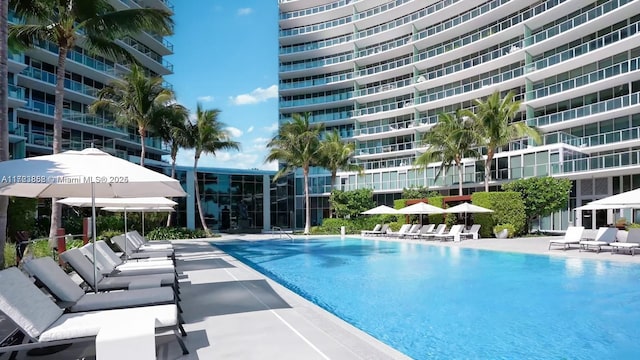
[615,218,627,230]
[493,224,515,239]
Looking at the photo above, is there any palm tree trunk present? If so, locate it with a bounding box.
[304,167,311,234]
[457,163,464,196]
[166,152,177,227]
[139,127,146,167]
[0,0,9,268]
[193,154,210,235]
[484,150,494,192]
[48,46,69,247]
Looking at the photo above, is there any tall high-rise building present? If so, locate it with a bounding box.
[278,0,640,230]
[7,0,174,169]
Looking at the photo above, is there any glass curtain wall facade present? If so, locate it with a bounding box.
[173,167,293,232]
[278,0,640,231]
[6,0,174,165]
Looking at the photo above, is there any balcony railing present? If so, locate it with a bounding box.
[22,67,99,98]
[8,84,25,100]
[527,92,640,128]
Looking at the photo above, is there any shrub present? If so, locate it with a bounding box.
[493,224,516,238]
[146,227,211,240]
[472,192,526,238]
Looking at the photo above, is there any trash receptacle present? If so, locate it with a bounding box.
[340,226,346,236]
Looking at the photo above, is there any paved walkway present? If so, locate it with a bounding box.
[6,231,640,359]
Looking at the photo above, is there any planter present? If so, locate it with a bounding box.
[494,229,509,239]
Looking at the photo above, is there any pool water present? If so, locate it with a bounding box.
[215,238,640,359]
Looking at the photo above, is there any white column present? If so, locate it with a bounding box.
[263,174,270,231]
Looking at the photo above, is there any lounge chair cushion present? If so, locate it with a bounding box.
[69,287,175,312]
[39,304,177,342]
[0,268,64,338]
[23,257,85,303]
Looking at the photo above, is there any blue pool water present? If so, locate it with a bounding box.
[215,238,640,359]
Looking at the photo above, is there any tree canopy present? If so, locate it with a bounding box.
[329,189,376,219]
[502,177,572,231]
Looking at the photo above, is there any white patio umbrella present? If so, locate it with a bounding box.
[361,205,400,215]
[59,197,177,246]
[444,202,494,227]
[583,188,640,207]
[0,148,186,290]
[102,206,175,237]
[398,202,445,225]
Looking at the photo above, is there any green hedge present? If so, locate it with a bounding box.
[471,192,526,237]
[146,227,209,240]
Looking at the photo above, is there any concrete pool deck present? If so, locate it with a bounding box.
[4,231,639,359]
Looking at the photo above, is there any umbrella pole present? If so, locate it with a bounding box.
[91,182,98,292]
[124,209,128,259]
[142,210,145,238]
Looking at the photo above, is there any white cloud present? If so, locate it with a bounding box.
[226,126,243,138]
[247,126,254,133]
[238,8,253,16]
[265,122,279,132]
[197,95,214,103]
[229,85,278,105]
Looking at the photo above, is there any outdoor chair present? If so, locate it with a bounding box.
[387,224,411,237]
[420,224,447,240]
[22,257,180,315]
[434,225,464,242]
[81,241,176,277]
[610,228,640,255]
[415,224,435,237]
[548,226,585,250]
[111,235,174,262]
[399,224,422,238]
[361,224,381,236]
[461,224,482,240]
[60,248,179,294]
[0,267,188,356]
[129,230,173,246]
[579,227,617,253]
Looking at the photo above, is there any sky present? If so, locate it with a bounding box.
[166,1,279,171]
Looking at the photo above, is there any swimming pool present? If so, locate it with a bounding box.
[215,238,640,359]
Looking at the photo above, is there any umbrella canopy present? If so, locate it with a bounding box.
[397,202,445,214]
[574,203,635,210]
[583,188,640,207]
[444,202,493,228]
[444,202,494,214]
[0,148,186,291]
[361,205,400,215]
[59,197,177,208]
[0,148,186,198]
[101,206,175,212]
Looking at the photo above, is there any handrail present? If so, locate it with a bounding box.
[272,226,293,240]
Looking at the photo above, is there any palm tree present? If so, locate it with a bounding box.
[90,65,174,167]
[184,104,240,235]
[415,109,481,195]
[473,91,542,192]
[9,0,173,245]
[0,0,8,268]
[266,113,323,234]
[318,130,362,217]
[155,104,189,227]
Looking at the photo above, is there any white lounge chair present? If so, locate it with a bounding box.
[461,224,482,240]
[0,267,188,355]
[434,224,464,242]
[548,226,585,250]
[399,224,422,238]
[421,224,447,240]
[387,224,411,237]
[579,227,617,253]
[112,235,174,262]
[361,224,381,236]
[60,248,178,293]
[610,228,640,255]
[127,231,173,250]
[22,257,179,314]
[81,241,176,277]
[414,224,435,238]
